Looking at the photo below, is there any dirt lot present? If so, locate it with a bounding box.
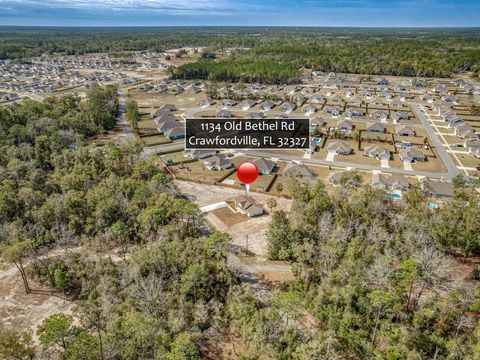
[174,180,291,256]
[0,261,74,341]
[210,205,251,227]
[131,91,206,114]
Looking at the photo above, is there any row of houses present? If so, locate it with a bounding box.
[329,170,454,198]
[326,140,426,163]
[434,103,480,157]
[205,98,412,125]
[151,104,185,140]
[185,150,317,180]
[329,118,415,137]
[0,55,140,95]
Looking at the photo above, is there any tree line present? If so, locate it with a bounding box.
[174,41,480,83]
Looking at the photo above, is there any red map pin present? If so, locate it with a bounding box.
[237,162,258,184]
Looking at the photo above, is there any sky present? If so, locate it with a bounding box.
[0,0,479,27]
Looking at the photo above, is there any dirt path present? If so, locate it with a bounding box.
[0,261,74,341]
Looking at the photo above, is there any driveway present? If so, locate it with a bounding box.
[410,103,461,178]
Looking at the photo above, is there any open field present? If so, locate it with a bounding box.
[210,206,251,227]
[171,160,232,182]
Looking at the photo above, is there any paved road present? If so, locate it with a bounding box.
[117,90,136,143]
[244,150,449,179]
[410,103,460,179]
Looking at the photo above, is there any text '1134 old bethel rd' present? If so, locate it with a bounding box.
[185,118,310,149]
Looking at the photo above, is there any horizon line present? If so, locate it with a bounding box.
[1,25,480,29]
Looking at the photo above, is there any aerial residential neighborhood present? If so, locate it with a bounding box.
[0,4,480,359]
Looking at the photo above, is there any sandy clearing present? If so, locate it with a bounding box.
[0,261,75,343]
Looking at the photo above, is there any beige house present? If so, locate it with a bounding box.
[234,195,263,217]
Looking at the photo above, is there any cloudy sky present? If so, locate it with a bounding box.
[0,0,479,27]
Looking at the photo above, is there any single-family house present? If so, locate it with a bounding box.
[203,155,232,171]
[151,104,176,118]
[465,138,480,155]
[185,149,218,159]
[324,106,341,116]
[371,110,388,122]
[392,111,409,123]
[433,86,448,95]
[157,119,181,133]
[442,95,456,103]
[170,85,184,94]
[327,141,352,155]
[154,84,168,93]
[240,99,256,111]
[421,94,434,102]
[335,118,353,132]
[301,87,315,95]
[234,195,263,217]
[310,95,326,104]
[364,145,390,160]
[395,125,416,137]
[215,109,232,118]
[369,98,385,106]
[280,102,296,113]
[348,97,363,106]
[250,158,276,175]
[399,92,414,101]
[330,95,344,103]
[164,126,185,140]
[187,85,201,93]
[260,101,275,111]
[375,77,389,86]
[302,104,316,115]
[366,122,385,133]
[454,123,476,138]
[371,173,409,191]
[199,98,214,107]
[379,91,394,99]
[399,148,426,163]
[310,117,326,129]
[390,100,404,107]
[421,178,454,198]
[346,108,364,117]
[220,99,236,108]
[281,162,315,180]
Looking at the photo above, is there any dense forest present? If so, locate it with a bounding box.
[174,41,480,83]
[0,88,237,359]
[1,27,480,79]
[0,87,479,359]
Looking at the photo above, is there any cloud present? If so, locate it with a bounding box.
[0,0,242,15]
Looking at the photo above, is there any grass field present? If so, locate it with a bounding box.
[172,159,233,182]
[159,150,188,164]
[455,153,480,168]
[412,149,447,173]
[138,119,158,133]
[142,134,170,146]
[210,206,250,227]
